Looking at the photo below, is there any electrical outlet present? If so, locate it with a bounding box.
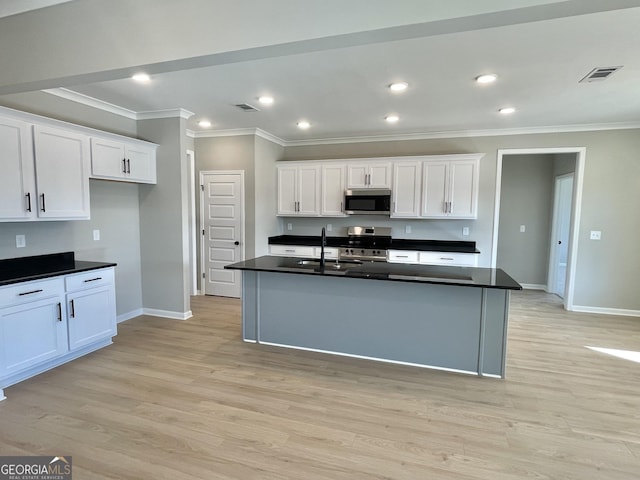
[405,225,412,234]
[327,224,332,232]
[93,229,100,241]
[287,223,293,231]
[16,234,26,248]
[462,227,470,236]
[519,225,526,233]
[590,230,601,240]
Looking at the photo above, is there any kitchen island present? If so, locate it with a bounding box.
[226,256,521,378]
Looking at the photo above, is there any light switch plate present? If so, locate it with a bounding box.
[590,230,602,240]
[462,227,470,236]
[16,234,26,248]
[93,229,100,241]
[327,224,332,232]
[287,223,293,231]
[519,225,526,233]
[405,225,412,234]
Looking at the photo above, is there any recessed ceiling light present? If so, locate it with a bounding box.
[258,96,274,105]
[131,73,150,83]
[297,120,310,129]
[198,120,212,128]
[389,82,408,92]
[385,115,399,123]
[499,107,516,114]
[476,74,497,84]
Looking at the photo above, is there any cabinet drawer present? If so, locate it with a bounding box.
[313,247,339,259]
[387,250,419,264]
[269,245,316,258]
[65,268,114,292]
[418,251,477,267]
[0,277,64,306]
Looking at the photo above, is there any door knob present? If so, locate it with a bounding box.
[234,241,240,245]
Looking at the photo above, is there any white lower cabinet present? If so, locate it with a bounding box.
[270,245,338,260]
[387,250,478,267]
[65,269,116,351]
[0,291,67,377]
[0,267,116,400]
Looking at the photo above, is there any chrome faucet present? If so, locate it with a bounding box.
[320,227,326,268]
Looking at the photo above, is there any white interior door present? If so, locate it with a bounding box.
[202,172,244,298]
[549,174,573,297]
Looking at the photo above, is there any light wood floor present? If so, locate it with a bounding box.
[1,291,639,479]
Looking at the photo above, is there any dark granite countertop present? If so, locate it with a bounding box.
[226,255,521,290]
[268,235,479,253]
[0,252,117,287]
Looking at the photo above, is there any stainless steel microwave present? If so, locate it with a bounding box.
[344,189,392,215]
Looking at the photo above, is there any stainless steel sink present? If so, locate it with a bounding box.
[296,259,362,270]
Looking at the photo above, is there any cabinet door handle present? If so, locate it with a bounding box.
[440,257,454,261]
[18,289,43,296]
[70,299,75,318]
[40,193,46,212]
[122,158,127,173]
[448,201,452,213]
[340,201,343,212]
[442,201,447,213]
[25,192,32,212]
[83,277,102,283]
[57,302,62,322]
[396,255,409,258]
[127,158,131,174]
[366,173,370,185]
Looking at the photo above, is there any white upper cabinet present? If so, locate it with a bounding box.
[346,161,391,189]
[422,156,480,219]
[277,154,481,219]
[392,161,422,218]
[91,137,157,184]
[33,125,91,220]
[321,163,347,216]
[277,164,320,216]
[0,118,36,220]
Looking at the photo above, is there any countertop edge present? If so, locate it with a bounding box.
[226,257,522,291]
[0,262,117,287]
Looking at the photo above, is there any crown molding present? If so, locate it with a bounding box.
[282,122,640,146]
[43,88,194,120]
[43,87,137,119]
[137,108,195,120]
[191,127,286,146]
[42,88,640,146]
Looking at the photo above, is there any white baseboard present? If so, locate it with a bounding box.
[520,283,547,290]
[571,305,640,318]
[143,308,193,320]
[117,308,144,323]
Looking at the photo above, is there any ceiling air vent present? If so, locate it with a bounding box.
[234,103,260,112]
[579,66,622,83]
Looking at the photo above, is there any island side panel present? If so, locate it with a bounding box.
[480,288,510,377]
[255,272,483,374]
[241,272,258,342]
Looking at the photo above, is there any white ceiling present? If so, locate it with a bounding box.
[12,2,640,143]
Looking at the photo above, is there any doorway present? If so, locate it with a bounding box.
[492,147,585,310]
[548,174,574,297]
[200,171,245,298]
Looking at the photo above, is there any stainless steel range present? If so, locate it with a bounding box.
[339,226,392,262]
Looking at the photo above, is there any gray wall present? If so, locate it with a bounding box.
[194,135,256,284]
[497,154,554,285]
[254,136,284,256]
[282,128,640,311]
[137,117,191,316]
